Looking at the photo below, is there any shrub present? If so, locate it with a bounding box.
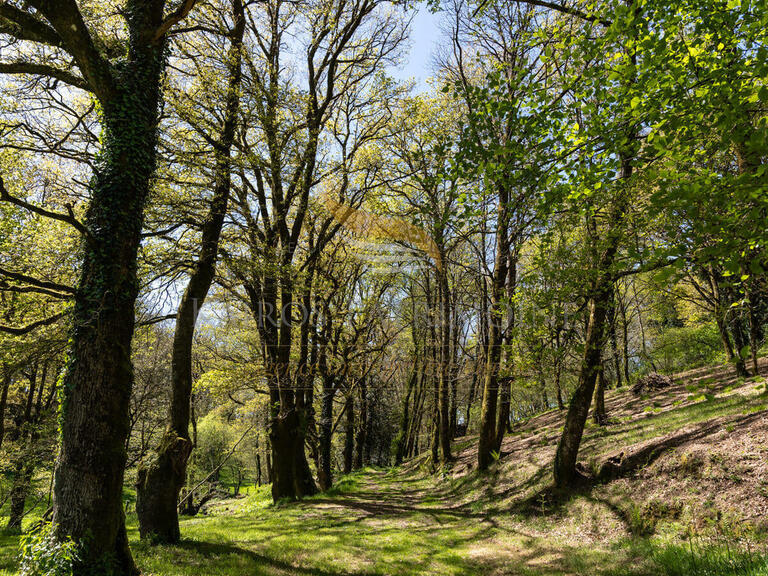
[649,324,724,374]
[19,524,78,576]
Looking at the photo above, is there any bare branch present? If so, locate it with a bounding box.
[0,175,93,241]
[0,282,73,299]
[473,0,611,26]
[0,311,65,335]
[136,314,176,327]
[0,265,76,294]
[0,61,91,91]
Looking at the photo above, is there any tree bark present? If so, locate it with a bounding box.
[53,74,164,576]
[745,279,761,377]
[354,377,368,469]
[394,363,417,465]
[592,364,607,426]
[343,393,354,474]
[317,376,335,490]
[494,255,516,453]
[135,2,244,543]
[554,280,613,487]
[7,460,34,531]
[708,267,749,377]
[436,266,452,462]
[0,367,10,450]
[478,186,510,470]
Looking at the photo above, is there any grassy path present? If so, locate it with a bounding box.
[127,468,655,576]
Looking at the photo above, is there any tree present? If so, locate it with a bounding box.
[135,0,245,544]
[1,0,199,571]
[223,0,406,500]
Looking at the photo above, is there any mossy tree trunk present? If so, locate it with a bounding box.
[53,79,162,575]
[478,185,510,471]
[0,2,201,572]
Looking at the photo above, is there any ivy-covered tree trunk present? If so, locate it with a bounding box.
[53,76,163,575]
[135,2,244,543]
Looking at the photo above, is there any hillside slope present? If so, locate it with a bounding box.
[1,360,767,576]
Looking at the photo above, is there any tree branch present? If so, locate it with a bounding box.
[0,311,65,335]
[0,61,90,91]
[176,423,255,509]
[0,4,63,47]
[25,0,115,100]
[0,266,76,295]
[154,0,199,42]
[0,282,73,299]
[473,0,611,26]
[0,175,93,241]
[136,314,176,327]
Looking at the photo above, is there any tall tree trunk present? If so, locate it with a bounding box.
[709,267,749,377]
[407,369,426,458]
[609,293,622,388]
[53,65,166,574]
[135,4,244,543]
[494,255,516,453]
[354,378,368,469]
[554,280,613,487]
[343,394,354,474]
[7,459,34,532]
[465,366,478,431]
[619,292,631,383]
[592,364,607,426]
[270,395,316,500]
[437,266,452,462]
[478,186,510,471]
[395,363,417,465]
[553,129,634,488]
[317,377,335,491]
[0,367,10,450]
[745,278,761,376]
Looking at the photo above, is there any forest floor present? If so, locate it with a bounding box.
[2,360,768,575]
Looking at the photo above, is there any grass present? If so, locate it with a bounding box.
[0,470,659,576]
[1,361,766,575]
[3,470,765,576]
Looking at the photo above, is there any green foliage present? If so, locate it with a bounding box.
[653,539,768,576]
[648,324,724,374]
[18,525,78,576]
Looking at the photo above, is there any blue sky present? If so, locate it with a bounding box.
[391,6,443,89]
